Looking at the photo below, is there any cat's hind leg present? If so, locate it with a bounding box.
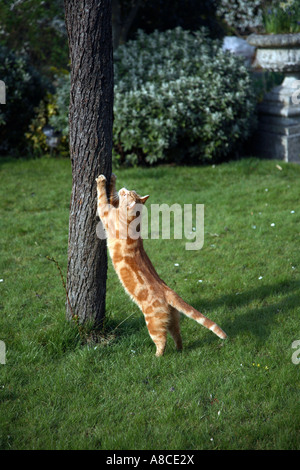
[145,311,168,357]
[168,307,183,352]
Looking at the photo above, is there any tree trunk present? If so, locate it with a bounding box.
[64,0,113,328]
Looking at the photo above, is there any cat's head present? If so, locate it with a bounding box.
[118,188,149,219]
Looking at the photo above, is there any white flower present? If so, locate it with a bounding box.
[270,223,275,227]
[174,263,179,267]
[291,210,295,214]
[198,280,203,283]
[258,276,263,280]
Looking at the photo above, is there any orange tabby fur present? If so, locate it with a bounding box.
[96,173,227,356]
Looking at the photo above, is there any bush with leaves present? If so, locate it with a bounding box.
[46,27,257,165]
[216,0,264,35]
[0,0,68,76]
[0,46,48,156]
[25,89,69,157]
[113,28,256,165]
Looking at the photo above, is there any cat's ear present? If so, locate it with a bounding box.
[140,195,149,205]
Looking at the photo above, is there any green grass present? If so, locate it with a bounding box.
[0,156,299,450]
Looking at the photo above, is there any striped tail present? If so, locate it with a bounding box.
[166,289,227,340]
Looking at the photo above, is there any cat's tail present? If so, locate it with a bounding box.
[166,289,227,340]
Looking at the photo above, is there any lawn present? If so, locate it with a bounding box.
[0,156,299,450]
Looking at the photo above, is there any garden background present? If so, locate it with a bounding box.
[0,0,299,450]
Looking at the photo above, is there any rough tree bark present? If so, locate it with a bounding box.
[64,0,113,327]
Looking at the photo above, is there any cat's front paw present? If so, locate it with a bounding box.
[96,174,106,185]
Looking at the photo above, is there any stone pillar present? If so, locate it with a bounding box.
[255,75,300,163]
[247,33,300,163]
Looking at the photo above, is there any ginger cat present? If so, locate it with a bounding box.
[96,173,227,356]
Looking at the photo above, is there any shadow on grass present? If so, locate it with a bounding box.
[103,314,145,341]
[103,279,299,353]
[188,279,300,347]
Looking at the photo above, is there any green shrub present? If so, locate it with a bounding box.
[26,74,70,157]
[113,28,256,165]
[45,28,257,165]
[0,46,48,156]
[216,0,263,35]
[48,74,70,138]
